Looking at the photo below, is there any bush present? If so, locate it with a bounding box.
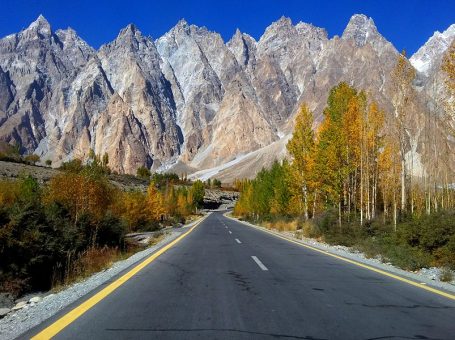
[136,166,151,179]
[60,159,84,173]
[439,268,454,282]
[24,154,40,165]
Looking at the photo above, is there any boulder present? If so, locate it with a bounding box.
[0,308,11,318]
[12,301,27,311]
[29,296,42,303]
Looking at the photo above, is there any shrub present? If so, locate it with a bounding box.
[136,166,151,179]
[60,159,84,173]
[0,180,20,207]
[439,268,454,282]
[24,154,40,165]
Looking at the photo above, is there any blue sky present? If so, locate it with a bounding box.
[0,0,454,55]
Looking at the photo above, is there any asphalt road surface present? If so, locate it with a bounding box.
[26,212,455,339]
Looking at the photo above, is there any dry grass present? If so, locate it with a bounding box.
[62,246,121,286]
[262,220,298,232]
[52,232,167,291]
[439,268,454,282]
[148,232,166,246]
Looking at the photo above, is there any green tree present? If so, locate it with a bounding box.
[136,166,151,179]
[191,180,205,209]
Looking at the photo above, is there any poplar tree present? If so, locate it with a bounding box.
[286,104,316,220]
[391,51,416,213]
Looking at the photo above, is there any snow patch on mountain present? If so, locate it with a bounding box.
[410,24,455,76]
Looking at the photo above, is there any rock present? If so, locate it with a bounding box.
[11,301,27,311]
[0,15,453,179]
[44,293,55,299]
[29,296,42,303]
[0,293,14,309]
[0,307,11,318]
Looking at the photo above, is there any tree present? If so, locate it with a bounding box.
[120,191,148,231]
[191,180,205,209]
[176,190,190,217]
[45,159,52,167]
[60,159,84,173]
[136,166,151,179]
[45,172,113,224]
[146,182,165,221]
[316,83,358,227]
[287,104,316,220]
[391,50,416,212]
[212,179,222,188]
[378,137,402,230]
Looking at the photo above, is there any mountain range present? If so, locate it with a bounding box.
[0,14,453,181]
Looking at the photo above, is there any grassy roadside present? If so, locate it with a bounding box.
[50,213,204,293]
[51,232,168,293]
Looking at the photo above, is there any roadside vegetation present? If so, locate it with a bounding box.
[0,153,206,298]
[234,52,455,276]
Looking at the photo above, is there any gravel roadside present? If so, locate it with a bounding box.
[225,214,455,294]
[0,217,204,340]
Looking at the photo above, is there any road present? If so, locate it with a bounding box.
[27,212,455,339]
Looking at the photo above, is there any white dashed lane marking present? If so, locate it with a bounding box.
[251,256,268,271]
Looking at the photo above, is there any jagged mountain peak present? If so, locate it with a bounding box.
[55,26,87,44]
[228,28,257,45]
[274,16,293,27]
[261,16,294,38]
[25,14,52,36]
[176,18,189,29]
[168,18,207,37]
[103,23,159,54]
[1,13,453,180]
[295,21,328,39]
[410,23,455,75]
[342,13,379,47]
[117,23,142,39]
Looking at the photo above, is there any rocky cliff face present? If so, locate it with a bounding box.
[0,14,453,180]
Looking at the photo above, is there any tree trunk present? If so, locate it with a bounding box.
[303,184,309,221]
[338,200,342,229]
[401,158,406,212]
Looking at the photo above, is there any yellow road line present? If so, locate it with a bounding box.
[31,215,207,340]
[226,214,455,301]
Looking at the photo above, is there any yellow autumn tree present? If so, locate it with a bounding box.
[378,136,402,230]
[146,181,165,221]
[177,191,189,217]
[45,172,113,222]
[119,191,148,231]
[286,104,316,220]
